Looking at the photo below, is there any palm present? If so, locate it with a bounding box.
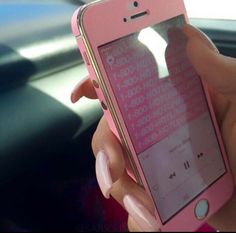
[220,101,236,182]
[183,28,236,229]
[207,91,236,230]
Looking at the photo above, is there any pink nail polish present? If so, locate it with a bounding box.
[96,151,113,199]
[71,92,77,103]
[124,195,160,232]
[71,76,89,103]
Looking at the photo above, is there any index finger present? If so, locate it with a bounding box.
[71,76,98,103]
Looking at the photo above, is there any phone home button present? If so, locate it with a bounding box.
[195,200,209,220]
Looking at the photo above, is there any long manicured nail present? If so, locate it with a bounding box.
[183,24,219,53]
[124,195,160,232]
[96,151,113,199]
[71,76,89,103]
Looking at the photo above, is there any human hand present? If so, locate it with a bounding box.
[183,25,236,232]
[71,25,236,231]
[71,80,160,232]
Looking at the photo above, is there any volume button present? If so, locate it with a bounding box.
[101,101,108,111]
[92,80,99,89]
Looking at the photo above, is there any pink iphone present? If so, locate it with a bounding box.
[71,0,234,231]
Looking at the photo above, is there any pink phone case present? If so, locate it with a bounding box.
[72,0,234,231]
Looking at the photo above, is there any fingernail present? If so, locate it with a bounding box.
[71,92,78,103]
[183,24,219,53]
[96,151,113,199]
[71,76,89,103]
[124,195,160,232]
[71,90,78,103]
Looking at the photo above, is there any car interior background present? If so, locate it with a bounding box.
[0,0,235,231]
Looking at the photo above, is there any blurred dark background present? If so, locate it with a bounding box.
[0,0,127,231]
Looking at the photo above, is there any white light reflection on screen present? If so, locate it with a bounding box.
[138,27,169,79]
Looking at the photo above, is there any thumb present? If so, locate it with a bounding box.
[183,25,236,102]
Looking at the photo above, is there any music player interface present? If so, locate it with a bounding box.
[98,15,226,223]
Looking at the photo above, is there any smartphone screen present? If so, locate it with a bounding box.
[98,15,226,223]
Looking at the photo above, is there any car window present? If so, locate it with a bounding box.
[184,0,236,20]
[83,0,236,20]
